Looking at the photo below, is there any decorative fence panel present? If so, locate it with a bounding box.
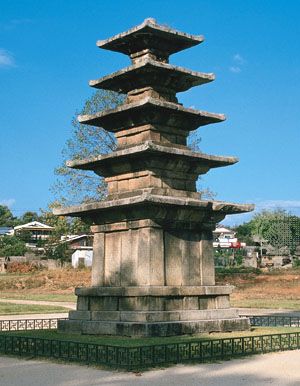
[248,315,300,327]
[1,316,300,369]
[0,318,67,332]
[0,332,300,369]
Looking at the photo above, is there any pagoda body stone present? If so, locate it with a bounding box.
[55,18,254,337]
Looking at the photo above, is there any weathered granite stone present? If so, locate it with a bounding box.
[90,59,214,97]
[78,97,225,132]
[55,19,254,336]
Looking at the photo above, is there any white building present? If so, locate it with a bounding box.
[72,247,93,268]
[11,221,54,247]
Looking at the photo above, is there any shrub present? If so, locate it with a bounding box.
[6,262,40,273]
[216,266,261,275]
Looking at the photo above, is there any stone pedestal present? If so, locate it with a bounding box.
[55,18,253,336]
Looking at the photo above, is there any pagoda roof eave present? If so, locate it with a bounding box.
[53,194,254,218]
[97,18,204,56]
[89,59,215,94]
[66,141,238,173]
[78,97,225,132]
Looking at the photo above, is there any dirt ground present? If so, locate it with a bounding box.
[0,268,91,295]
[216,269,300,302]
[1,350,300,386]
[1,268,300,305]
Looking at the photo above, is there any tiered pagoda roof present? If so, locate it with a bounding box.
[54,18,253,222]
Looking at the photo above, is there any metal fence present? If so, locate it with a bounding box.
[0,332,300,369]
[0,318,66,332]
[248,315,300,327]
[1,316,300,369]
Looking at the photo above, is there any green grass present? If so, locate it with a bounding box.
[4,327,300,347]
[231,298,300,310]
[0,293,76,302]
[0,303,70,315]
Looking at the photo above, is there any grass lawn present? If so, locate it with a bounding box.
[0,303,70,315]
[0,293,76,302]
[3,327,300,347]
[231,298,300,310]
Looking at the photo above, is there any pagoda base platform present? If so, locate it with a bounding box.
[58,317,249,337]
[58,286,250,337]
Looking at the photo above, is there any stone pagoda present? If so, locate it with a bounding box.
[55,18,253,337]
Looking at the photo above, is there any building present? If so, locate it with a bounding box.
[11,221,54,247]
[0,227,13,236]
[60,234,93,249]
[213,226,244,248]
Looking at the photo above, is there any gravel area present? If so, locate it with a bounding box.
[1,350,300,385]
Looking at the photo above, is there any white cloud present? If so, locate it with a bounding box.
[229,66,241,73]
[0,19,32,31]
[0,198,16,208]
[229,53,246,74]
[0,49,15,68]
[233,53,246,65]
[222,199,300,227]
[255,200,300,212]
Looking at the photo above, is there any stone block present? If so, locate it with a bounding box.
[91,232,105,286]
[91,311,120,321]
[69,310,91,320]
[165,297,183,311]
[182,296,199,310]
[199,297,215,310]
[89,296,118,311]
[77,296,89,311]
[82,321,117,335]
[215,295,230,309]
[57,319,83,333]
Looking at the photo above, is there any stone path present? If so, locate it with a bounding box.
[1,350,300,385]
[0,298,75,309]
[0,312,68,320]
[1,297,300,320]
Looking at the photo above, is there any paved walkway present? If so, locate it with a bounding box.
[0,312,68,320]
[1,297,300,320]
[0,298,75,309]
[1,297,300,316]
[1,350,300,385]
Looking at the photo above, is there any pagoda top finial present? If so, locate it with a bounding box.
[144,17,157,24]
[97,18,204,62]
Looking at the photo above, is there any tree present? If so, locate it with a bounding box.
[0,205,17,227]
[40,203,90,240]
[19,211,40,224]
[236,210,300,255]
[235,222,253,245]
[0,235,27,257]
[52,90,125,205]
[51,88,209,205]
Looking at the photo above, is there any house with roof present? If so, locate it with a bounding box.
[0,227,13,236]
[213,225,244,248]
[10,221,54,247]
[59,234,93,268]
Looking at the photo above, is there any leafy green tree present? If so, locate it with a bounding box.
[0,235,27,257]
[0,205,17,227]
[19,211,40,224]
[235,222,253,245]
[39,202,91,261]
[39,203,72,241]
[52,90,124,205]
[51,88,208,205]
[44,242,72,263]
[236,210,300,255]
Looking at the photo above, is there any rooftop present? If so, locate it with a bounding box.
[97,18,204,58]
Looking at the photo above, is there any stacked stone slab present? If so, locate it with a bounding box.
[55,18,254,337]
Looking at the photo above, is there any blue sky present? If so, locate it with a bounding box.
[0,0,299,224]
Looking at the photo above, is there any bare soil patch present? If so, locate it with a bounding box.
[216,268,300,306]
[0,268,91,295]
